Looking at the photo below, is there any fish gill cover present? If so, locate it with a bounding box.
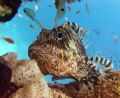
[0,0,120,92]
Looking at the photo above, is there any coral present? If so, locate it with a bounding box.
[49,71,120,98]
[0,53,71,98]
[0,0,21,22]
[0,52,120,98]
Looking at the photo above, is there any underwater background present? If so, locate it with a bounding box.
[0,0,120,84]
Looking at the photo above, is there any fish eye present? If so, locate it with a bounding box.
[61,8,64,11]
[57,32,63,40]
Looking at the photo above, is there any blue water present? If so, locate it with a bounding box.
[0,0,120,84]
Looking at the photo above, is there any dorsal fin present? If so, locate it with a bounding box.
[64,21,88,40]
[85,56,113,73]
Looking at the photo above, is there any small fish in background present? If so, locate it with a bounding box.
[93,29,99,32]
[1,37,14,44]
[54,0,66,27]
[29,24,34,30]
[22,0,40,11]
[55,0,64,8]
[48,4,52,8]
[68,6,71,12]
[23,7,43,29]
[86,0,90,15]
[67,0,81,4]
[114,35,119,44]
[76,10,80,14]
[96,31,101,35]
[67,0,81,13]
[54,0,81,27]
[92,29,101,35]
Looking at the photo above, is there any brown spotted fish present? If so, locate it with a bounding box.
[28,22,113,87]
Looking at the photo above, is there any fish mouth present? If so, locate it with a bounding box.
[47,60,78,78]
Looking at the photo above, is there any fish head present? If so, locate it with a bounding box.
[38,25,86,54]
[28,23,86,78]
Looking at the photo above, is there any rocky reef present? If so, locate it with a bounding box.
[0,0,21,22]
[0,52,120,98]
[49,71,120,98]
[0,53,71,98]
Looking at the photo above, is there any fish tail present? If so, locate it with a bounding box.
[64,21,88,40]
[34,19,43,29]
[85,56,113,73]
[86,0,90,15]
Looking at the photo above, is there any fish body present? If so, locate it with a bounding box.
[76,10,80,14]
[54,0,66,27]
[29,24,34,29]
[55,0,60,8]
[67,0,81,4]
[68,6,72,12]
[86,0,90,15]
[56,2,66,19]
[48,4,52,8]
[29,22,113,88]
[64,22,88,40]
[23,8,43,28]
[23,8,36,20]
[29,22,87,76]
[2,37,14,44]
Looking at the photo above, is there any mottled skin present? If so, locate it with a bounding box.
[49,71,120,98]
[28,22,100,84]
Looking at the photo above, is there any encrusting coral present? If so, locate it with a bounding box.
[0,0,21,22]
[49,71,120,98]
[0,53,71,98]
[0,52,120,98]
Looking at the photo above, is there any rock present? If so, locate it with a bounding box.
[0,62,12,96]
[1,52,120,98]
[0,52,71,98]
[10,60,50,98]
[49,71,120,98]
[0,0,21,22]
[2,52,18,68]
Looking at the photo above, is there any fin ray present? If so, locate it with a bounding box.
[64,21,88,40]
[86,56,113,73]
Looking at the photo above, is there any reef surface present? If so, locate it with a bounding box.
[0,52,120,98]
[0,0,21,22]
